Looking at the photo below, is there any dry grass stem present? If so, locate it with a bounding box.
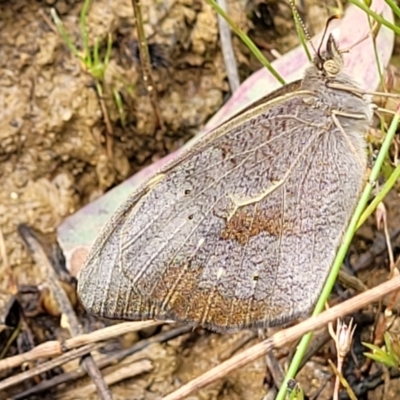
[12,325,190,399]
[328,359,358,400]
[131,0,164,131]
[0,344,99,392]
[376,202,395,271]
[0,320,162,372]
[216,0,240,92]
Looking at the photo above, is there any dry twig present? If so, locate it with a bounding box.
[0,320,162,372]
[0,344,99,392]
[131,0,164,131]
[216,0,240,92]
[376,202,395,272]
[18,225,113,400]
[13,325,192,399]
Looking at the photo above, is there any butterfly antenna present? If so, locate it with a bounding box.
[341,20,381,53]
[288,0,317,55]
[317,15,339,59]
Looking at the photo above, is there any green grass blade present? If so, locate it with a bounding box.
[349,0,400,35]
[80,0,92,61]
[50,8,81,59]
[385,0,400,19]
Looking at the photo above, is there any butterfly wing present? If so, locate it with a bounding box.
[77,90,366,332]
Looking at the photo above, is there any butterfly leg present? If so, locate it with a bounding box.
[331,111,367,168]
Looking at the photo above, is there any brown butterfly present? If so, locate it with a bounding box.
[77,34,373,333]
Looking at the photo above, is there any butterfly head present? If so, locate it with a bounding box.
[314,33,344,78]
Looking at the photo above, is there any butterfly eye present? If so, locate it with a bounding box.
[184,189,191,195]
[323,59,340,76]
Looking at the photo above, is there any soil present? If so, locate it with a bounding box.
[1,0,400,399]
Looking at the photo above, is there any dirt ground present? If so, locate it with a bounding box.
[1,0,400,399]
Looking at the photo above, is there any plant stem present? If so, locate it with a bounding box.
[131,0,164,131]
[205,0,285,84]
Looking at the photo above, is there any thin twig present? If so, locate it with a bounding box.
[131,0,164,130]
[38,9,59,34]
[95,81,114,160]
[328,359,358,400]
[13,325,192,399]
[216,0,240,93]
[257,329,285,390]
[0,320,163,372]
[301,327,331,369]
[380,203,395,272]
[18,225,79,334]
[56,359,153,400]
[18,225,113,400]
[205,0,284,83]
[265,351,285,389]
[0,344,98,392]
[162,274,400,400]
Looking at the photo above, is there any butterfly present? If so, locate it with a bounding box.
[77,34,373,333]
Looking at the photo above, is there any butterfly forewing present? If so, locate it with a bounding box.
[78,87,367,332]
